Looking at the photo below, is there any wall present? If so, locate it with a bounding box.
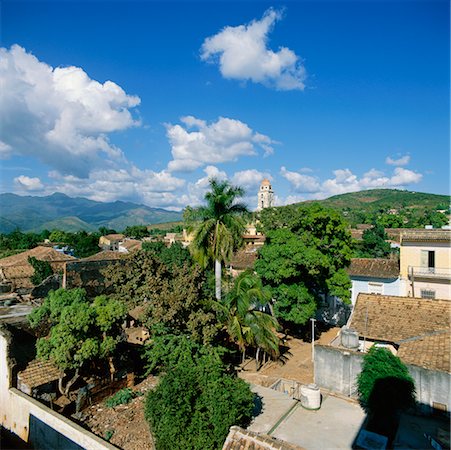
[314,345,363,398]
[314,345,451,414]
[400,241,450,278]
[0,329,115,450]
[350,277,401,306]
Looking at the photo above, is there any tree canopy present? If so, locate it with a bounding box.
[354,224,391,258]
[255,204,352,327]
[29,288,127,394]
[144,343,254,450]
[188,178,248,299]
[357,346,415,414]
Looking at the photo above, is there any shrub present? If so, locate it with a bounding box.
[357,346,415,414]
[145,353,254,450]
[105,388,141,408]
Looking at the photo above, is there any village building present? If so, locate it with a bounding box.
[0,246,76,293]
[98,234,125,251]
[315,293,450,415]
[118,238,142,253]
[348,258,401,305]
[400,229,451,299]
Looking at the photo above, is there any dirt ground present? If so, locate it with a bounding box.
[240,327,340,385]
[83,376,158,450]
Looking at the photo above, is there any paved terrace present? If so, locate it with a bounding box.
[249,384,365,450]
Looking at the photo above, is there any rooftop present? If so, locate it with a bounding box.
[0,246,76,268]
[102,234,125,241]
[223,426,303,450]
[82,251,125,262]
[401,229,451,243]
[347,258,399,279]
[17,358,62,388]
[349,293,450,372]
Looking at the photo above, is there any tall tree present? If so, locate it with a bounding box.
[256,203,352,329]
[188,178,248,300]
[218,271,280,365]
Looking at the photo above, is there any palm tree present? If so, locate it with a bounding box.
[219,271,280,366]
[189,178,248,300]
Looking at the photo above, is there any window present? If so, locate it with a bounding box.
[421,289,436,299]
[368,282,383,295]
[420,250,435,271]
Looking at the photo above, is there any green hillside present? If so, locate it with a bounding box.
[0,193,183,233]
[295,189,450,227]
[319,189,449,210]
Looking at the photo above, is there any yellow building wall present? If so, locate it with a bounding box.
[400,242,451,278]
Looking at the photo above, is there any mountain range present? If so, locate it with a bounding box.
[0,189,449,234]
[0,193,182,233]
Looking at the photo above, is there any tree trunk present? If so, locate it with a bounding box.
[108,357,116,382]
[255,347,261,371]
[215,259,222,300]
[58,368,80,396]
[241,348,246,365]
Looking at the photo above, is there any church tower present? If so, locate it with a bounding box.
[257,179,274,210]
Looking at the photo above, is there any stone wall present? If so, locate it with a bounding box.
[314,344,451,414]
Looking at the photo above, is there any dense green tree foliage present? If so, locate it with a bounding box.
[103,251,219,344]
[29,288,127,394]
[216,271,280,364]
[355,224,391,258]
[28,256,54,285]
[189,178,248,300]
[145,347,254,450]
[255,204,352,327]
[0,229,44,256]
[142,241,193,268]
[123,225,150,239]
[357,347,415,414]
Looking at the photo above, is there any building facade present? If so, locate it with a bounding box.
[400,229,451,300]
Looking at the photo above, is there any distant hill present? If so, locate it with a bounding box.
[0,193,183,233]
[294,189,450,226]
[317,189,449,210]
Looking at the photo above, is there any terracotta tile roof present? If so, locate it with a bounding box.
[350,294,450,343]
[397,331,451,373]
[349,294,451,372]
[401,229,451,243]
[347,258,399,279]
[0,246,75,267]
[229,251,258,270]
[82,251,125,261]
[120,239,142,252]
[0,246,76,289]
[222,426,304,450]
[17,359,63,388]
[103,234,125,241]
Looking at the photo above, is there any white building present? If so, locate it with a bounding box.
[257,179,274,211]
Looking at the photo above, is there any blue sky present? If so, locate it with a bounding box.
[1,0,449,210]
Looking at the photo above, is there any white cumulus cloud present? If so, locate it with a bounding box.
[0,45,140,177]
[281,165,423,200]
[386,155,411,166]
[14,175,44,191]
[166,116,276,172]
[201,8,306,91]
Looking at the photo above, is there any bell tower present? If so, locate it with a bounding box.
[257,179,274,211]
